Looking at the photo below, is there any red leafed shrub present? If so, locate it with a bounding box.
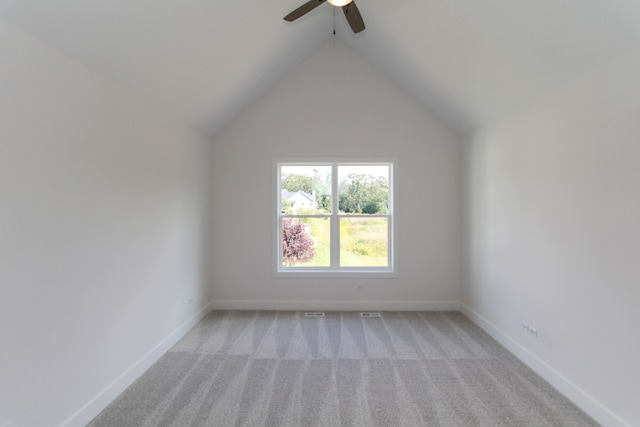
[282,218,316,265]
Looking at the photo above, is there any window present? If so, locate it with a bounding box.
[275,160,395,276]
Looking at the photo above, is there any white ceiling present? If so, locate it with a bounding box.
[2,0,640,136]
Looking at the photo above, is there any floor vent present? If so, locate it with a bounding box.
[305,312,325,318]
[360,312,381,318]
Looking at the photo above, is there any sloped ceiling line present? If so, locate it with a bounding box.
[2,0,640,136]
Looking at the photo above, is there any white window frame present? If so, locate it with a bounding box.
[273,158,398,278]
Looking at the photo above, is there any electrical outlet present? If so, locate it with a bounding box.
[529,327,538,338]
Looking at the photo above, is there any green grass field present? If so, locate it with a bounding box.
[292,217,388,267]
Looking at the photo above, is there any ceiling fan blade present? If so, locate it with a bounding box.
[342,1,365,33]
[284,0,327,22]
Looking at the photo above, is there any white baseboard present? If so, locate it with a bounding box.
[460,303,630,427]
[61,301,214,427]
[210,299,460,311]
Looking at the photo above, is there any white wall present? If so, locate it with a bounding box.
[211,40,462,310]
[0,19,213,426]
[463,48,640,426]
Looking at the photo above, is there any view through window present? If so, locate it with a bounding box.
[276,161,394,273]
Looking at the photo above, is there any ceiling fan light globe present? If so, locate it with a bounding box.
[327,0,352,6]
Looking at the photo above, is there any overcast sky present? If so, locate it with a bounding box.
[281,164,389,180]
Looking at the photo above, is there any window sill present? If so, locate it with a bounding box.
[273,270,399,279]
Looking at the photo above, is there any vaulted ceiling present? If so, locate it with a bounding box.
[2,0,640,136]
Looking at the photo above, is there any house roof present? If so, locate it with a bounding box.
[282,190,316,205]
[2,0,640,136]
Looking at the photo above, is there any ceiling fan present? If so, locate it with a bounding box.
[284,0,365,34]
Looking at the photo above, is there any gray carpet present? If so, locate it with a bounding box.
[89,311,599,426]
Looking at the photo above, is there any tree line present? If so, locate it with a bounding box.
[281,172,388,214]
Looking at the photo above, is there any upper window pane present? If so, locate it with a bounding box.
[338,165,389,215]
[280,165,331,214]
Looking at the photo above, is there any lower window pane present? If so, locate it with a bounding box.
[282,217,330,267]
[340,217,388,267]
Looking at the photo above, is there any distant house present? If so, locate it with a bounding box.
[281,190,317,211]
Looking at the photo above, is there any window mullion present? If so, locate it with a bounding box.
[330,164,340,269]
